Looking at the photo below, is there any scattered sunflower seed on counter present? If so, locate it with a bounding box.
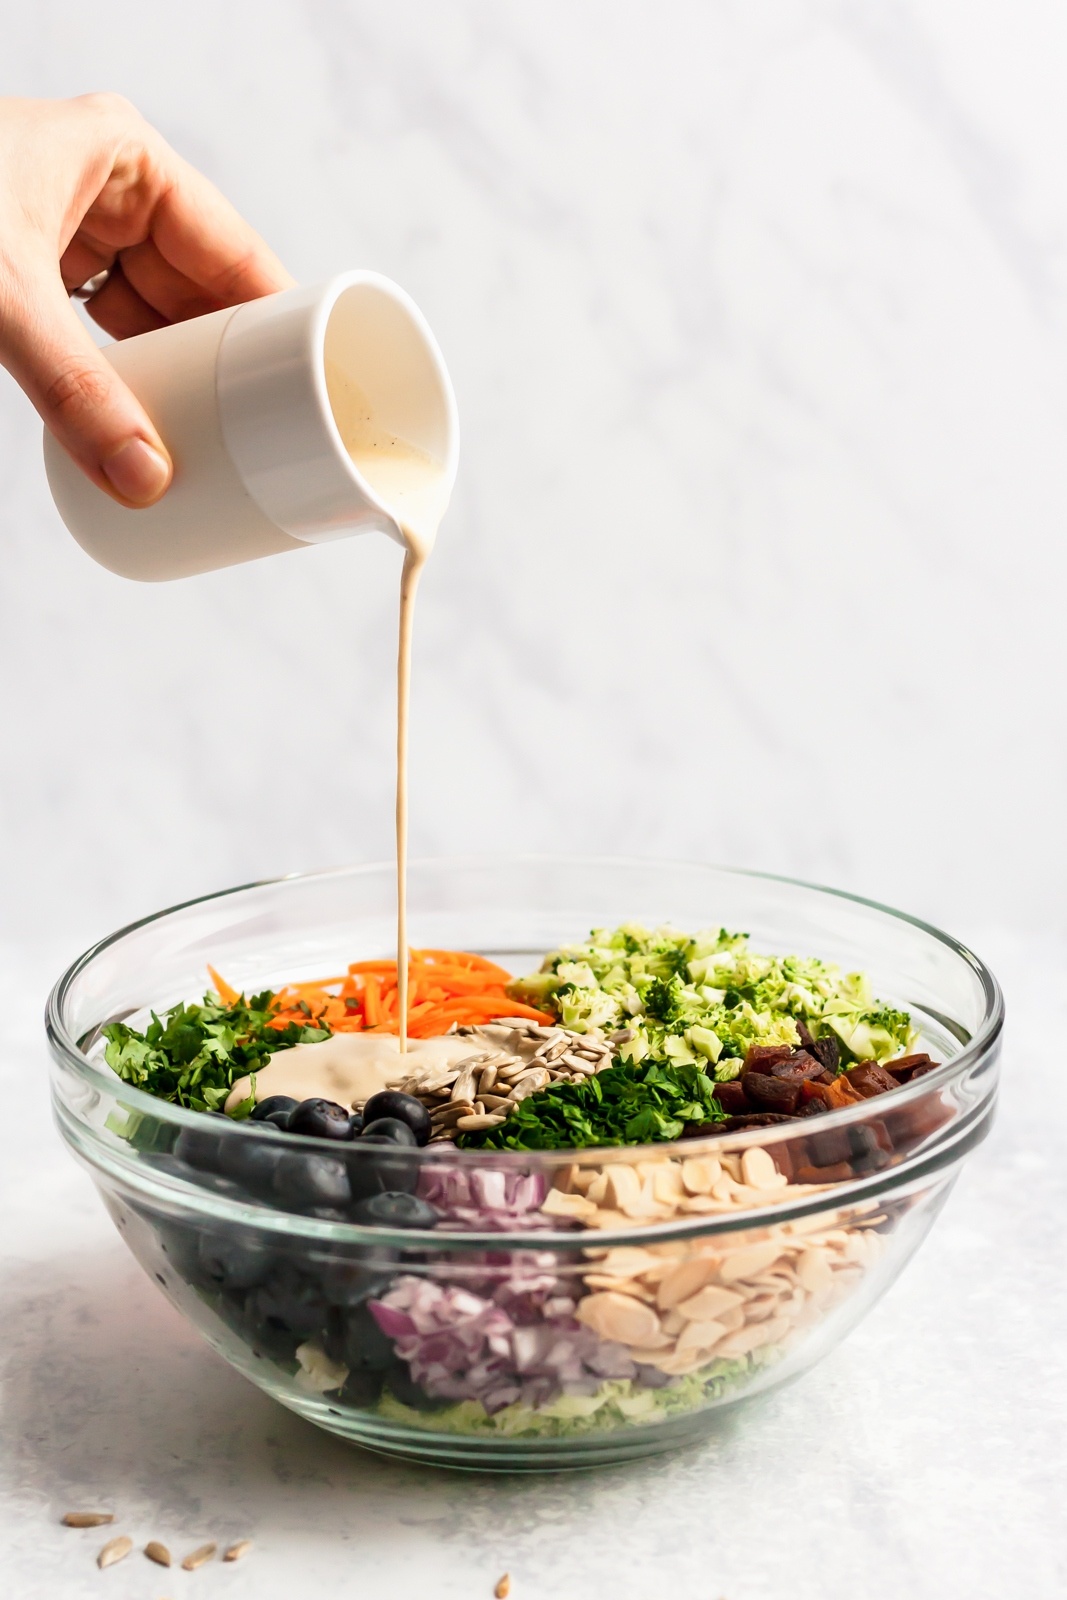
[181,1541,218,1571]
[396,1019,615,1142]
[97,1535,133,1568]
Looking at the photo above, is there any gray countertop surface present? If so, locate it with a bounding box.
[2,929,1063,1600]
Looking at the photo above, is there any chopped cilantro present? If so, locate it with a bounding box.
[101,989,328,1115]
[457,1060,726,1151]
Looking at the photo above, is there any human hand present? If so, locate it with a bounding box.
[0,93,293,506]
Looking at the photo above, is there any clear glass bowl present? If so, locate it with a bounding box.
[46,857,1003,1470]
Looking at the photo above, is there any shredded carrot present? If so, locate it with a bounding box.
[362,976,384,1028]
[227,946,555,1039]
[207,965,241,1007]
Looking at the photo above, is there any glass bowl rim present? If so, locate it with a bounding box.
[45,853,1004,1231]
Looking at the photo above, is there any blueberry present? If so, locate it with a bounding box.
[346,1143,418,1201]
[251,1261,330,1341]
[347,1113,364,1138]
[287,1098,354,1141]
[217,1123,284,1195]
[174,1113,229,1174]
[360,1118,418,1147]
[271,1149,351,1210]
[337,1368,384,1408]
[196,1230,272,1291]
[323,1301,396,1370]
[349,1191,438,1229]
[360,1091,432,1147]
[384,1357,441,1410]
[251,1094,299,1129]
[321,1255,397,1307]
[152,1218,201,1279]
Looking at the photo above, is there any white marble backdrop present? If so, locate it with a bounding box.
[2,1,1066,959]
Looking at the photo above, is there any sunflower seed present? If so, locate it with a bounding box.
[451,1068,478,1104]
[477,1065,498,1095]
[145,1540,172,1567]
[561,1053,596,1075]
[513,1067,551,1092]
[224,1539,253,1562]
[62,1511,113,1528]
[97,1536,133,1568]
[508,1080,541,1104]
[181,1542,218,1571]
[456,1113,506,1130]
[494,1576,511,1599]
[431,1101,475,1124]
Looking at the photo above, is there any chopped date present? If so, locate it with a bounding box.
[846,1061,902,1098]
[743,1044,798,1073]
[719,1112,800,1131]
[797,1021,840,1075]
[765,1049,826,1084]
[713,1079,749,1115]
[884,1053,938,1082]
[739,1071,802,1115]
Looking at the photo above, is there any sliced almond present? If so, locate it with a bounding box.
[680,1156,722,1195]
[541,1188,597,1219]
[581,1208,629,1230]
[651,1163,687,1206]
[575,1291,666,1347]
[740,1146,780,1189]
[674,1317,728,1354]
[793,1254,831,1292]
[656,1255,721,1310]
[674,1283,745,1322]
[596,1246,664,1277]
[583,1274,657,1301]
[603,1165,642,1210]
[719,1241,785,1283]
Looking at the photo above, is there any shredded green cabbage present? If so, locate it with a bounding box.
[509,922,916,1071]
[375,1355,764,1438]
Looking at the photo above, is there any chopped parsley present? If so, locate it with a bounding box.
[102,989,328,1115]
[457,1059,726,1151]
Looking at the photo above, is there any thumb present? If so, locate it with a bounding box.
[3,269,172,507]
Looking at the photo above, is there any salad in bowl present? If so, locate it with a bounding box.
[47,857,1002,1469]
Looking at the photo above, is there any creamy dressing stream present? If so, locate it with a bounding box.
[325,365,451,1056]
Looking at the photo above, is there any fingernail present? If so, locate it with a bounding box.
[102,437,171,505]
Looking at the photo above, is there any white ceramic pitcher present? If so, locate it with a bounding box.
[43,271,459,582]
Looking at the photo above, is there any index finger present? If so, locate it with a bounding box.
[148,149,295,306]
